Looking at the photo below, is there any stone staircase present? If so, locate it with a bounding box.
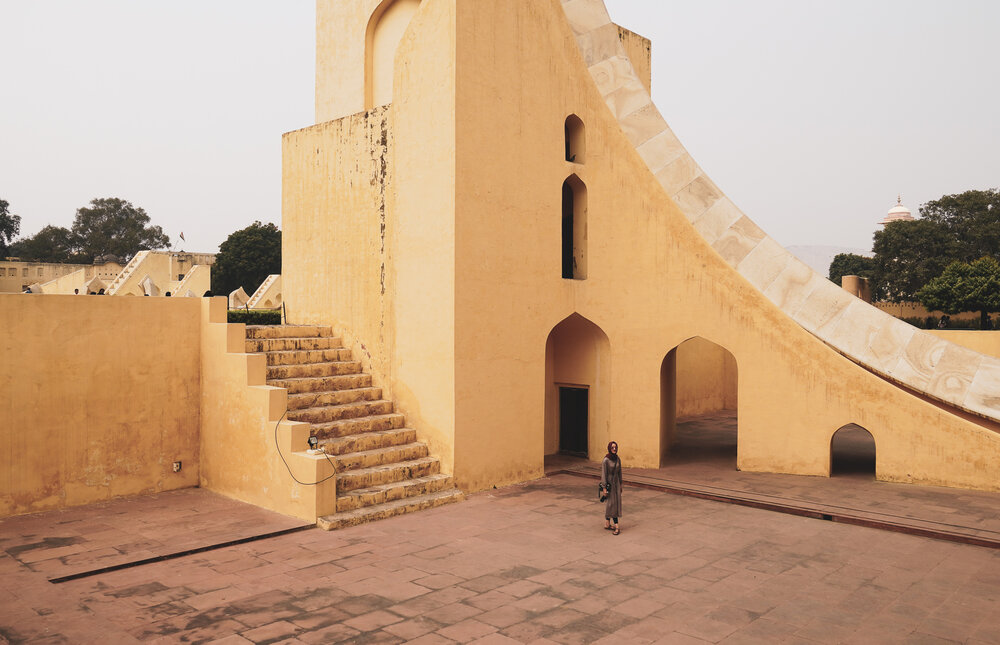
[246,324,463,530]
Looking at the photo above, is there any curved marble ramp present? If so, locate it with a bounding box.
[560,0,1000,423]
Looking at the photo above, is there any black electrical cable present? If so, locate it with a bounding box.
[273,393,338,486]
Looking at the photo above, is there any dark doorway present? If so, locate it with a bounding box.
[562,182,574,279]
[831,424,876,478]
[559,386,588,456]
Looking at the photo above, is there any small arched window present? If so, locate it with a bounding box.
[562,175,587,280]
[565,114,585,163]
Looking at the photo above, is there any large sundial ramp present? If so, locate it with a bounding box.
[562,0,1000,424]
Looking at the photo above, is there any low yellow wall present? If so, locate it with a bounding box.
[0,294,201,516]
[929,330,1000,360]
[875,301,981,324]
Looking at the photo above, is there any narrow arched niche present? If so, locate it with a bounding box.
[561,174,587,280]
[543,313,611,460]
[365,0,422,110]
[830,424,876,478]
[565,114,585,163]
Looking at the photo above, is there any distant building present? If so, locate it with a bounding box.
[879,195,915,226]
[0,258,122,294]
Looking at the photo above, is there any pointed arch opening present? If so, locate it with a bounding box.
[830,424,876,478]
[544,313,611,461]
[660,337,738,468]
[561,174,587,280]
[365,0,422,110]
[565,114,585,163]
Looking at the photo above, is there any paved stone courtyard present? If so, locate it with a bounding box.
[2,470,1000,644]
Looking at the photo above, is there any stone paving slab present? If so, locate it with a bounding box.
[2,475,1000,643]
[0,488,309,581]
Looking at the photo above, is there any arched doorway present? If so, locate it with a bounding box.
[830,424,876,478]
[365,0,423,109]
[544,313,611,460]
[660,337,738,467]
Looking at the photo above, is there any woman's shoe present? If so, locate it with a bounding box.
[612,527,620,535]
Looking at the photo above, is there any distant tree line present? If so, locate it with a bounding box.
[3,197,170,264]
[829,188,1000,329]
[3,196,281,300]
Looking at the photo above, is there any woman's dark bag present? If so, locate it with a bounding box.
[598,483,608,502]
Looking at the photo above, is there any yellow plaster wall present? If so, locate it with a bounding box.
[388,0,458,473]
[282,108,394,394]
[0,294,201,516]
[930,330,1000,360]
[316,0,386,122]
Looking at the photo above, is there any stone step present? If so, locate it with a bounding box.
[263,348,354,366]
[245,337,343,353]
[311,413,406,439]
[317,489,465,531]
[332,442,429,472]
[336,456,440,493]
[267,373,373,394]
[287,400,394,424]
[335,474,456,512]
[287,387,383,411]
[319,427,417,455]
[246,325,333,339]
[266,361,362,380]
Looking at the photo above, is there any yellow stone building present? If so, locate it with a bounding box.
[282,0,1000,493]
[3,0,1000,524]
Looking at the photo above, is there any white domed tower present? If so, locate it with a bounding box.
[879,195,915,225]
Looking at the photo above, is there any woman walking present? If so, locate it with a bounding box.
[601,441,622,535]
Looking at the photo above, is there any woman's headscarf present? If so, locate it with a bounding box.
[605,441,619,462]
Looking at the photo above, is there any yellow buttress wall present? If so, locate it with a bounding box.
[0,294,201,516]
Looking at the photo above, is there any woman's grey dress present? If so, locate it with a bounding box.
[601,456,622,519]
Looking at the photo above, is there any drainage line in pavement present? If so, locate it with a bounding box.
[552,470,1000,551]
[48,524,315,584]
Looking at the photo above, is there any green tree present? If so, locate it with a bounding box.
[920,188,1000,262]
[872,219,960,302]
[828,253,880,299]
[0,199,22,257]
[211,221,281,299]
[917,257,1000,329]
[7,225,76,262]
[70,197,170,263]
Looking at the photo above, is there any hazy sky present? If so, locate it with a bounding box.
[2,1,998,254]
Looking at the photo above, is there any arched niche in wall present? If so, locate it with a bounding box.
[659,337,738,467]
[543,313,612,460]
[365,0,423,110]
[830,423,876,478]
[565,114,585,163]
[561,174,587,280]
